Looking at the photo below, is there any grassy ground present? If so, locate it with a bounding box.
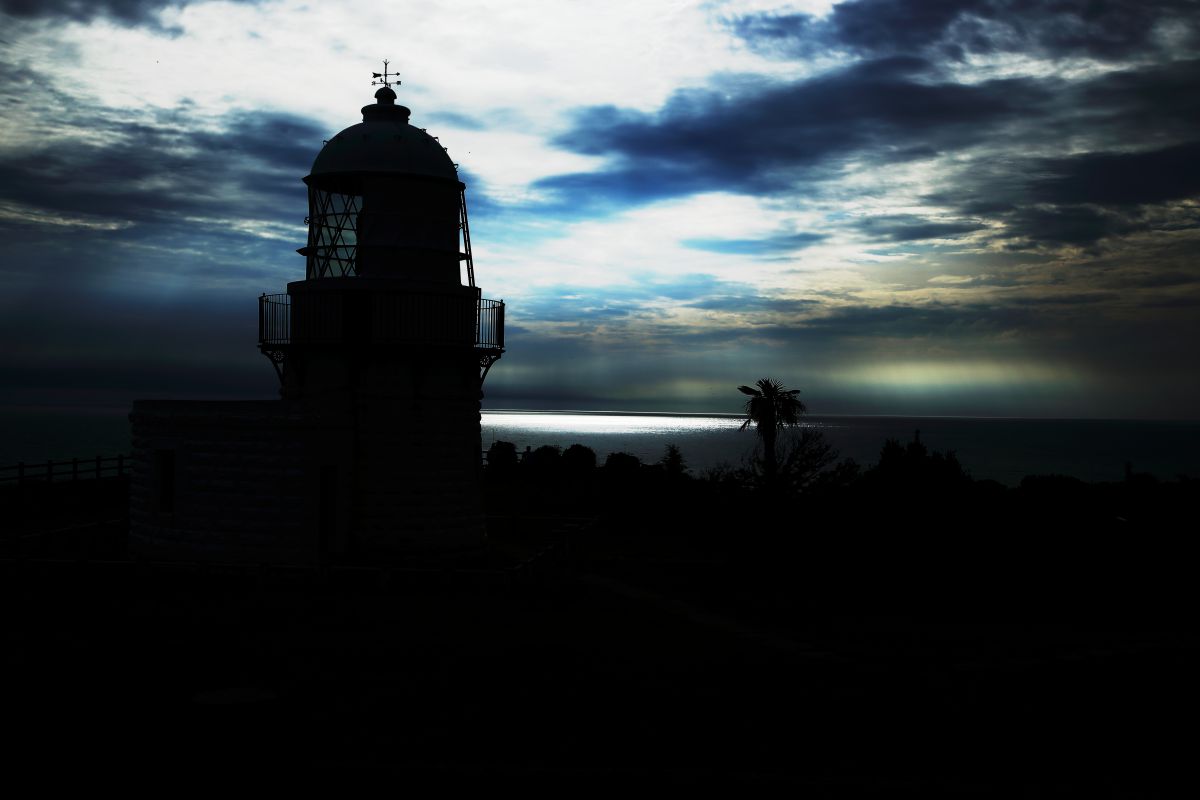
[3,513,1195,793]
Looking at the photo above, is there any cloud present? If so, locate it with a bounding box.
[537,58,1048,209]
[1100,269,1200,290]
[853,214,986,241]
[683,295,820,314]
[512,274,760,321]
[729,0,1199,62]
[1028,140,1200,207]
[535,56,1200,249]
[682,231,826,254]
[2,0,1198,419]
[0,106,319,225]
[921,137,1200,247]
[1003,205,1134,246]
[0,0,261,30]
[423,110,488,131]
[502,11,1200,261]
[0,62,325,291]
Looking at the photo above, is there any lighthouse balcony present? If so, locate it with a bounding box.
[258,289,504,354]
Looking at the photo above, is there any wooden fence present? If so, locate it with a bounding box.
[0,454,131,485]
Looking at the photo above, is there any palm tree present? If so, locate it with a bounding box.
[738,378,806,482]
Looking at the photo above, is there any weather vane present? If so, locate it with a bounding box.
[371,59,400,89]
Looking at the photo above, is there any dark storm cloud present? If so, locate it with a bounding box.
[792,302,1032,338]
[1141,294,1200,308]
[930,56,1200,245]
[1101,269,1200,290]
[1021,291,1119,305]
[1078,57,1200,138]
[537,58,1048,209]
[539,52,1200,244]
[925,134,1200,246]
[1029,140,1200,207]
[683,296,820,314]
[853,214,986,241]
[729,0,1199,62]
[1006,205,1135,246]
[0,58,324,293]
[0,0,260,29]
[0,107,319,227]
[531,4,1199,251]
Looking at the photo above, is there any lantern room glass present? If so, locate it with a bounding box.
[304,183,472,285]
[305,188,360,279]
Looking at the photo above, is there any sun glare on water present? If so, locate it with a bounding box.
[482,412,744,436]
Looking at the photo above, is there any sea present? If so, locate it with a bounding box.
[2,406,1198,486]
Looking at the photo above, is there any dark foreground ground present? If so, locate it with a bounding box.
[2,467,1196,793]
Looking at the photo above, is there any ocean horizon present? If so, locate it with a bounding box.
[3,405,1197,486]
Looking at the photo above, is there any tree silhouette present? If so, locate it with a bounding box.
[660,444,688,479]
[562,443,597,475]
[603,451,641,478]
[486,440,518,479]
[524,444,562,478]
[738,378,806,483]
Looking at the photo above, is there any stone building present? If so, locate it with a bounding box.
[129,75,504,562]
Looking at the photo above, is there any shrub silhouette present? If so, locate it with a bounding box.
[603,451,641,478]
[486,440,518,475]
[524,445,562,477]
[871,430,969,489]
[562,443,597,476]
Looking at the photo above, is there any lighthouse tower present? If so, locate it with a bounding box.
[258,68,504,553]
[129,67,501,562]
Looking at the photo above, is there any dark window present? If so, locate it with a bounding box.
[155,449,176,513]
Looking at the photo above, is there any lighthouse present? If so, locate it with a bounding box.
[129,67,504,562]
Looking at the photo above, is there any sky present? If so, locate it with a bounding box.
[1,0,1198,418]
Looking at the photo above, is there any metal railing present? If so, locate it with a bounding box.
[259,292,291,346]
[0,454,130,485]
[259,290,504,351]
[478,297,504,350]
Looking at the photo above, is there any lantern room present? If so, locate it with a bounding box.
[300,85,469,287]
[258,72,504,393]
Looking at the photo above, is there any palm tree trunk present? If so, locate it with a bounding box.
[763,427,777,482]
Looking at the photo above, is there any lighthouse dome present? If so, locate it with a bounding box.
[307,87,459,185]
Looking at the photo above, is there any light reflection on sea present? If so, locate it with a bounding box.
[481,411,756,470]
[2,407,1196,485]
[484,411,743,435]
[481,412,1200,484]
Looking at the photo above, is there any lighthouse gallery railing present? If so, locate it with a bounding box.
[258,291,504,351]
